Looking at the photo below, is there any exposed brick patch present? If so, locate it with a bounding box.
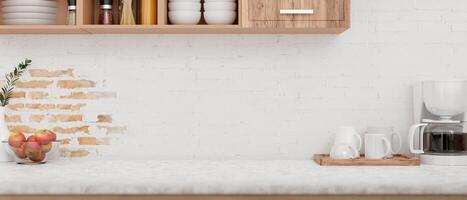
[28,92,49,99]
[4,67,124,158]
[98,126,127,135]
[52,126,90,134]
[29,115,45,123]
[57,104,86,111]
[58,80,96,89]
[11,92,26,99]
[59,148,90,157]
[60,139,71,145]
[60,92,116,99]
[8,103,24,111]
[16,81,53,88]
[25,103,56,111]
[8,125,35,133]
[49,114,83,123]
[5,115,21,123]
[77,137,110,145]
[29,69,73,78]
[97,115,112,123]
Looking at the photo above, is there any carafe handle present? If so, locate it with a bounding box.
[391,132,402,154]
[409,123,428,154]
[353,132,362,151]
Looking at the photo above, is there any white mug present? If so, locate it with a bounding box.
[334,127,362,152]
[365,133,391,159]
[366,126,402,156]
[330,143,359,159]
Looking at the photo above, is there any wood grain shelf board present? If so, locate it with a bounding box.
[0,25,85,34]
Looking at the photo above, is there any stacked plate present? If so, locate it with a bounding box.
[2,0,57,25]
[204,0,237,25]
[168,0,201,25]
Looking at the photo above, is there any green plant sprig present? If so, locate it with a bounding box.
[0,59,32,106]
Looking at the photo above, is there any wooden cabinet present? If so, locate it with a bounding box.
[243,0,349,31]
[0,0,350,34]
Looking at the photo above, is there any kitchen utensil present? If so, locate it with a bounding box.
[2,0,57,7]
[334,126,362,152]
[5,141,60,164]
[203,2,236,10]
[169,2,201,10]
[366,126,402,156]
[168,11,201,25]
[365,134,391,159]
[330,143,359,159]
[2,6,56,14]
[204,11,236,25]
[411,79,467,165]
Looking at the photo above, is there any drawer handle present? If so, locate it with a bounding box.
[279,9,314,15]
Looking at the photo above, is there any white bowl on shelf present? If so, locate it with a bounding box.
[2,0,57,7]
[169,0,200,2]
[204,11,236,25]
[3,19,56,25]
[168,2,201,11]
[168,11,201,25]
[3,13,56,20]
[2,6,57,14]
[204,0,236,2]
[204,2,236,11]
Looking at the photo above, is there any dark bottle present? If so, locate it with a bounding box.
[99,0,114,25]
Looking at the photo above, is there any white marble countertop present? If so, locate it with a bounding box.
[1,160,467,195]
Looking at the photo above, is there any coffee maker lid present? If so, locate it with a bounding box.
[422,119,462,123]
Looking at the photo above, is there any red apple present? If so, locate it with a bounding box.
[34,130,52,145]
[40,143,52,153]
[24,141,42,160]
[8,131,26,148]
[27,135,38,142]
[12,145,27,159]
[29,152,45,163]
[47,130,57,141]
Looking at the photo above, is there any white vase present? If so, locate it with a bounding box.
[0,106,13,162]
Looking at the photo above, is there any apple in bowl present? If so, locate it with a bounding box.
[7,130,58,164]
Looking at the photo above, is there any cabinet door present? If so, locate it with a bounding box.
[248,0,344,21]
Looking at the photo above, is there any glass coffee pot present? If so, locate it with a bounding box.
[409,121,467,155]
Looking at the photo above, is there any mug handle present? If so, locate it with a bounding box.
[330,143,359,159]
[391,132,402,154]
[353,132,362,151]
[382,137,392,158]
[409,123,428,154]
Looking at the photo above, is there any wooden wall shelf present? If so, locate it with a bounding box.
[0,0,350,34]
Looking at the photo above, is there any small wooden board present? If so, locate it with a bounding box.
[313,154,420,166]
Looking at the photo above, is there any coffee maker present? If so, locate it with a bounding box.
[410,80,467,165]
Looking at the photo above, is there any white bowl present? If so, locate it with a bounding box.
[204,11,236,25]
[3,18,56,25]
[168,2,201,11]
[204,2,236,11]
[3,12,56,20]
[169,11,201,25]
[2,6,57,14]
[2,0,57,7]
[169,0,200,2]
[204,0,236,2]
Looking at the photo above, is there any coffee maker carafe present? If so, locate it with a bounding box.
[409,80,467,165]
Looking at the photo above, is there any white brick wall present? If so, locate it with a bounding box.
[1,0,467,159]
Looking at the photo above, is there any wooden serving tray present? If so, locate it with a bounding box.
[313,154,420,166]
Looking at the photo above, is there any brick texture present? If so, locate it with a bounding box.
[57,80,96,89]
[2,68,124,159]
